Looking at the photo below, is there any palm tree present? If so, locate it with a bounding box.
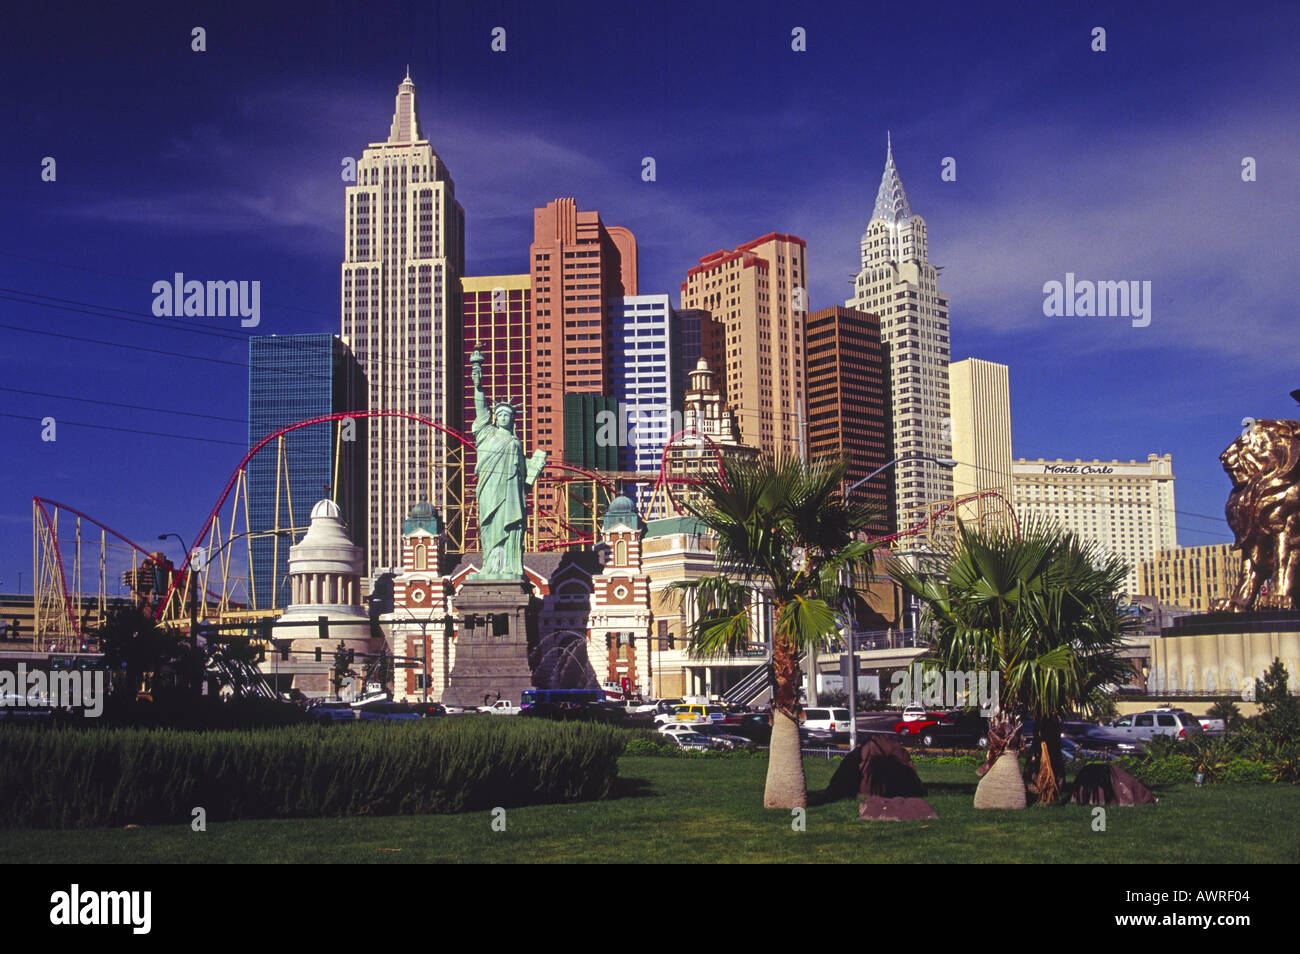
[670,453,880,808]
[890,517,1135,804]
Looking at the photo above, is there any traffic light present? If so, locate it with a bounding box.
[318,615,329,640]
[314,646,322,663]
[279,643,289,661]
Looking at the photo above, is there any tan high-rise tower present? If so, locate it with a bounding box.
[680,233,807,459]
[530,198,637,540]
[341,72,466,576]
[847,137,952,533]
[948,357,1013,502]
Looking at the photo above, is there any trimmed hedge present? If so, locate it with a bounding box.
[1114,754,1278,787]
[622,736,767,758]
[0,718,625,828]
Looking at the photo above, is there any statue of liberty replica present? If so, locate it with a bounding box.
[442,345,548,708]
[469,345,547,579]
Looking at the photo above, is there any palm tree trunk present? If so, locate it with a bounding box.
[1033,714,1064,804]
[764,631,807,809]
[979,708,1022,777]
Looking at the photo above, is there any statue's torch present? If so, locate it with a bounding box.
[470,344,485,389]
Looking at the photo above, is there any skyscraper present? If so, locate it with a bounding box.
[1139,543,1264,612]
[846,138,953,534]
[341,72,466,576]
[609,294,681,478]
[805,305,890,538]
[680,233,808,459]
[530,198,637,539]
[248,334,365,611]
[948,357,1013,521]
[461,274,532,552]
[1012,454,1177,593]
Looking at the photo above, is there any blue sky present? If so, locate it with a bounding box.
[2,0,1298,591]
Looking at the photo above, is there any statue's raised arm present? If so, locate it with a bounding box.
[470,346,490,432]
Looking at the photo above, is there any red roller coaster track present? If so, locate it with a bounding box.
[32,496,226,638]
[34,413,1015,637]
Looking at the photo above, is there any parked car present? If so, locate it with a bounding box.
[309,701,357,723]
[674,704,727,724]
[1022,718,1138,754]
[687,723,755,750]
[0,695,53,721]
[478,699,522,715]
[901,704,932,722]
[730,713,772,744]
[916,710,989,748]
[1107,708,1203,744]
[658,721,700,736]
[356,701,423,722]
[1196,715,1227,735]
[653,704,690,725]
[665,732,721,750]
[798,725,837,745]
[892,710,948,735]
[802,707,852,741]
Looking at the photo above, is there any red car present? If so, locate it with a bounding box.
[892,710,949,735]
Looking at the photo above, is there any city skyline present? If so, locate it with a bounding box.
[3,1,1299,592]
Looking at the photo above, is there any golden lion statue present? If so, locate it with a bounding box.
[1212,419,1300,612]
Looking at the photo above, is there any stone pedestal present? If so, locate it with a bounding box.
[441,578,537,708]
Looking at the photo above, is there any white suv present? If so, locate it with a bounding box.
[802,707,852,738]
[1109,708,1204,744]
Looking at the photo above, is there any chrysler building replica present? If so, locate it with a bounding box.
[846,136,953,534]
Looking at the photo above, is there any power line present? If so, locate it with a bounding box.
[0,251,338,320]
[0,386,245,424]
[0,289,250,342]
[0,412,244,447]
[0,322,245,367]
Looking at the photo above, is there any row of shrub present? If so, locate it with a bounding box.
[0,718,626,828]
[621,735,767,758]
[1101,729,1298,787]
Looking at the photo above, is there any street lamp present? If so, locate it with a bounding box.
[845,453,957,497]
[157,532,191,562]
[840,453,956,750]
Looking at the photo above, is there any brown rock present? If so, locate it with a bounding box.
[858,796,938,821]
[826,734,926,800]
[1067,764,1157,805]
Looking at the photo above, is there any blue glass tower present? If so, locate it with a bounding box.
[248,335,365,610]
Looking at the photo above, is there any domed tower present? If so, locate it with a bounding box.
[589,495,650,696]
[385,502,454,702]
[275,499,374,698]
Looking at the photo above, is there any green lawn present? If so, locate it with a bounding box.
[2,757,1296,864]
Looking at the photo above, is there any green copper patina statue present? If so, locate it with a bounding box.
[469,346,547,580]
